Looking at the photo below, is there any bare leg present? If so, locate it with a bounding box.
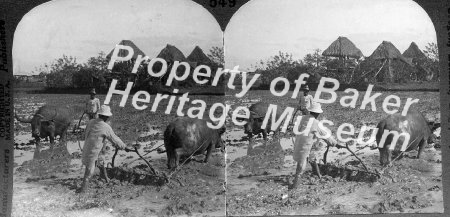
[310,161,322,178]
[102,166,110,183]
[98,160,110,183]
[79,163,95,193]
[290,160,306,190]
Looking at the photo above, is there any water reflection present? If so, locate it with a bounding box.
[23,143,72,177]
[246,137,283,156]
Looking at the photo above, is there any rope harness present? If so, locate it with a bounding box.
[166,138,211,180]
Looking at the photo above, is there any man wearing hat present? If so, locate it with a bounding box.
[290,101,344,190]
[85,88,101,120]
[298,85,313,116]
[79,105,130,193]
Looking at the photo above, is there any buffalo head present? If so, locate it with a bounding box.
[15,110,57,142]
[427,121,440,144]
[215,125,227,149]
[31,114,56,139]
[243,111,265,135]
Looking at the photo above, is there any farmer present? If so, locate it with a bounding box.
[298,85,313,116]
[290,102,344,190]
[79,105,131,193]
[85,88,101,120]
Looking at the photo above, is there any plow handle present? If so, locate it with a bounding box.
[134,146,157,175]
[111,147,119,168]
[345,142,370,173]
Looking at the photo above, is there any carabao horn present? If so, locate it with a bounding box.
[14,111,32,123]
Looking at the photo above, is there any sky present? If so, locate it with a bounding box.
[224,0,437,70]
[13,0,437,75]
[13,0,222,75]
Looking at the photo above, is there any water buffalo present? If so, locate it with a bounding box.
[164,117,226,169]
[243,102,284,142]
[376,109,439,166]
[15,105,72,144]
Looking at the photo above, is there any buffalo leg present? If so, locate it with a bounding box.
[417,138,427,159]
[379,147,392,166]
[49,135,55,149]
[262,131,268,141]
[204,143,214,163]
[382,148,393,166]
[166,148,173,169]
[34,137,40,145]
[60,130,67,142]
[386,149,392,165]
[175,149,183,168]
[262,131,269,147]
[273,130,280,141]
[247,133,254,149]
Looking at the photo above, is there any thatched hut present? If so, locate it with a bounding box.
[186,46,224,86]
[322,36,364,83]
[368,41,412,82]
[104,40,147,88]
[106,40,146,60]
[403,42,426,63]
[403,42,434,81]
[154,44,201,87]
[322,36,364,60]
[187,46,214,66]
[157,44,187,63]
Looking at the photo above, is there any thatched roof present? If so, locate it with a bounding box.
[369,41,411,65]
[402,42,426,60]
[187,46,213,66]
[157,44,187,62]
[106,40,146,60]
[322,36,364,59]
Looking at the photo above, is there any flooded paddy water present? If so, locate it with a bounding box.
[12,90,443,216]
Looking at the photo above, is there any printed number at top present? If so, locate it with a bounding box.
[210,0,236,7]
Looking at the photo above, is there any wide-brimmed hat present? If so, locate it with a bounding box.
[301,85,310,91]
[97,105,112,116]
[90,88,96,95]
[307,101,323,114]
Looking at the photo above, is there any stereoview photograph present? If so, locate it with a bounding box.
[224,0,442,215]
[12,0,226,216]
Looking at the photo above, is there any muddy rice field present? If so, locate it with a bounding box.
[12,89,442,216]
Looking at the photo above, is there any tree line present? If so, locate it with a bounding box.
[251,42,439,87]
[24,42,438,92]
[26,46,225,92]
